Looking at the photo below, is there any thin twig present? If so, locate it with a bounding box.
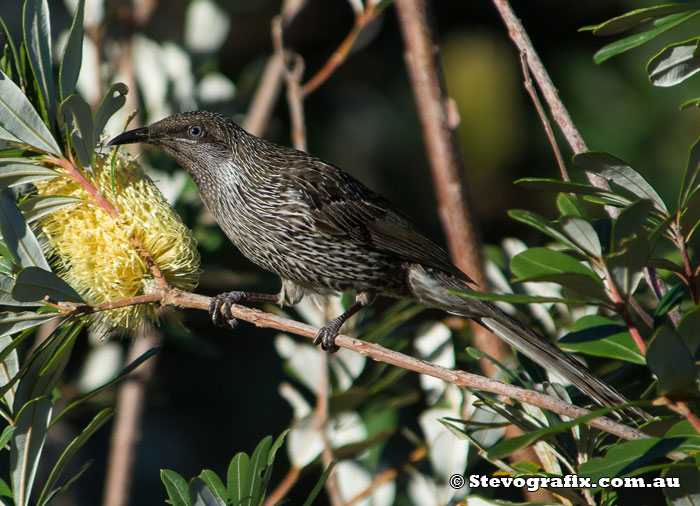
[264,465,301,506]
[300,2,378,97]
[51,287,657,444]
[316,351,342,506]
[518,52,569,182]
[244,0,309,136]
[272,18,307,152]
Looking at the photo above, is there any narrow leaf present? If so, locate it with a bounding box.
[301,460,337,506]
[0,334,19,407]
[227,452,250,506]
[593,11,700,64]
[0,160,57,188]
[585,4,700,36]
[508,209,585,254]
[246,436,271,506]
[488,405,621,460]
[648,37,700,87]
[559,315,645,364]
[58,0,85,101]
[0,274,40,307]
[11,397,52,506]
[560,216,602,256]
[60,95,93,168]
[678,305,700,359]
[22,0,54,122]
[680,137,700,208]
[36,408,113,506]
[18,195,81,224]
[0,426,15,450]
[161,470,191,506]
[0,71,60,154]
[13,266,82,303]
[0,311,57,339]
[573,151,667,212]
[93,83,128,148]
[0,191,50,270]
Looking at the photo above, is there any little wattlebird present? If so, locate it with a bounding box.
[108,111,642,415]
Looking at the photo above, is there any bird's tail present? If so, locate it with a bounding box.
[407,264,649,420]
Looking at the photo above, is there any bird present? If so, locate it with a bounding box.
[108,110,642,415]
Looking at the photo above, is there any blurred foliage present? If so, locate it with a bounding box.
[0,0,697,505]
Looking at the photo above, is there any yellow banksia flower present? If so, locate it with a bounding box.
[33,152,200,330]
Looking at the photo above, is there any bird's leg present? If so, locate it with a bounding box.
[209,291,280,329]
[314,301,365,353]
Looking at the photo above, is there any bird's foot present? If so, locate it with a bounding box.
[209,291,248,329]
[313,321,341,353]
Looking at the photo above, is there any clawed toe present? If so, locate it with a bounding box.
[314,325,340,353]
[209,291,246,329]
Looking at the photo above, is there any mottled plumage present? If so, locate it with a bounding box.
[108,111,644,416]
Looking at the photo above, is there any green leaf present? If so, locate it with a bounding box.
[646,325,697,395]
[573,151,667,213]
[13,320,82,412]
[508,209,585,254]
[556,192,587,218]
[664,462,700,505]
[59,95,93,168]
[612,199,653,248]
[93,83,128,148]
[301,460,337,506]
[0,426,16,451]
[226,452,250,506]
[13,266,82,303]
[579,437,684,482]
[560,216,602,256]
[515,177,628,203]
[606,237,649,297]
[510,248,607,301]
[0,274,39,307]
[452,288,589,305]
[648,37,700,87]
[18,195,81,224]
[0,71,60,154]
[559,315,645,364]
[58,0,84,101]
[0,160,57,188]
[653,283,685,320]
[487,404,621,460]
[666,420,700,453]
[0,17,22,89]
[189,478,226,506]
[36,408,113,506]
[52,346,159,426]
[593,10,700,64]
[680,96,700,109]
[0,333,20,407]
[0,311,57,339]
[11,397,52,506]
[198,471,227,503]
[245,436,271,506]
[259,430,288,504]
[584,3,700,36]
[678,305,700,358]
[22,0,54,123]
[161,470,191,506]
[0,191,50,270]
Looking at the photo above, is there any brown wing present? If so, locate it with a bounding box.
[281,153,475,285]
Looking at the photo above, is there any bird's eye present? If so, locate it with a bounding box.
[188,125,204,138]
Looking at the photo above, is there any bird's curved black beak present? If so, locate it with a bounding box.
[107,127,151,146]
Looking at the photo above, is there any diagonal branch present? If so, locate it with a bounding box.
[50,287,659,446]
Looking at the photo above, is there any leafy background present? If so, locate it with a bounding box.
[0,0,698,505]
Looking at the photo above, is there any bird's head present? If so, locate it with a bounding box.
[108,111,240,181]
